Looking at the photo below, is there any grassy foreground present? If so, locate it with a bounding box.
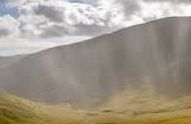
[1,91,191,124]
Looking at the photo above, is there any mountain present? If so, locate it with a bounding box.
[0,17,191,107]
[0,55,24,69]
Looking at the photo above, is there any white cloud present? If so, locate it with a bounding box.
[138,1,191,22]
[144,0,191,4]
[16,0,134,38]
[0,15,20,38]
[1,0,191,55]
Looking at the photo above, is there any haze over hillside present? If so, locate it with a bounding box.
[0,17,191,107]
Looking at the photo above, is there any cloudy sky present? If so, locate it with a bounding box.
[0,0,191,56]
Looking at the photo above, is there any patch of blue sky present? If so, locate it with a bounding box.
[0,0,19,17]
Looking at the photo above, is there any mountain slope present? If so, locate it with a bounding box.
[0,92,86,124]
[0,92,44,124]
[1,91,191,124]
[0,17,191,106]
[0,55,24,69]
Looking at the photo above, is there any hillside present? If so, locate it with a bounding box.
[0,92,85,124]
[0,17,191,106]
[1,91,191,124]
[0,55,24,69]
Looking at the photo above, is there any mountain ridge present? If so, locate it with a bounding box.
[0,16,191,106]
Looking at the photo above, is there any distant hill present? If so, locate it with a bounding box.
[0,17,191,107]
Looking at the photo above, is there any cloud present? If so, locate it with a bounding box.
[114,0,141,16]
[0,15,20,38]
[138,1,191,22]
[17,0,133,38]
[4,0,143,40]
[34,4,64,23]
[5,0,191,38]
[144,0,191,4]
[19,0,191,37]
[1,0,191,56]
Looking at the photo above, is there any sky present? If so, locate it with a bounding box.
[0,0,191,56]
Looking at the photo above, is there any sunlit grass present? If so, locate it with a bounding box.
[1,90,191,124]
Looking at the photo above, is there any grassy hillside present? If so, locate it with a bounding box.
[1,91,191,124]
[0,92,85,124]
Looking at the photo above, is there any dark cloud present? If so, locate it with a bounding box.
[5,0,190,40]
[18,0,128,38]
[0,28,10,38]
[115,0,141,16]
[34,4,64,23]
